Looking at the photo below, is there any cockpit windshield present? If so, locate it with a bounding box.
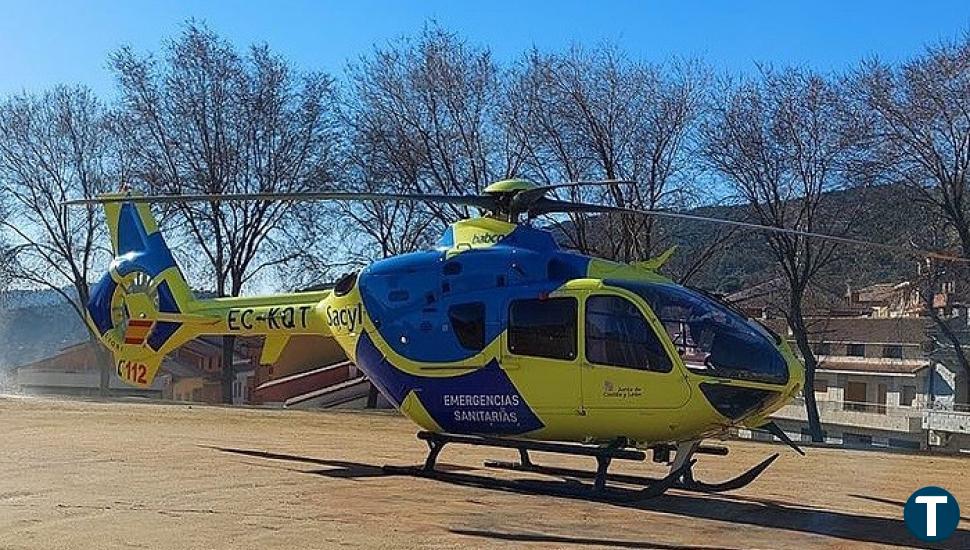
[611,280,789,385]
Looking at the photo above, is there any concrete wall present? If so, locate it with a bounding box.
[17,368,167,392]
[773,399,924,433]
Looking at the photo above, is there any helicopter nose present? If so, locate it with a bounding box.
[698,382,782,422]
[699,342,804,424]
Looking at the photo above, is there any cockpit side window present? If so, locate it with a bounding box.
[508,297,577,360]
[617,281,789,385]
[585,295,672,372]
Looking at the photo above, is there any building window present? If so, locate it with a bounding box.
[901,385,917,407]
[844,381,868,412]
[448,302,486,351]
[813,378,828,394]
[813,342,831,356]
[508,297,577,360]
[584,295,672,372]
[876,383,888,414]
[846,343,865,357]
[882,345,903,359]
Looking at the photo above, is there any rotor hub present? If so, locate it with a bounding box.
[481,179,542,222]
[483,178,538,194]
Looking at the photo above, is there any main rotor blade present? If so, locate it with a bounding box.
[62,191,498,211]
[533,198,969,263]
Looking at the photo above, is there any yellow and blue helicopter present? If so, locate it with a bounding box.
[66,179,958,499]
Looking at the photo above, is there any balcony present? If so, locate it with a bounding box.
[772,398,924,433]
[776,398,970,436]
[923,409,970,434]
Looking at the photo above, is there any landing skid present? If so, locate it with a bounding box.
[382,431,779,500]
[484,452,779,493]
[382,462,690,502]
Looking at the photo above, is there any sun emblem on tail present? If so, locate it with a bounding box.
[110,271,161,347]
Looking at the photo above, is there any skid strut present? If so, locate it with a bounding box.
[422,435,447,471]
[384,431,651,496]
[403,431,644,478]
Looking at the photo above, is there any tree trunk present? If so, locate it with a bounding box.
[221,334,236,404]
[929,311,970,404]
[922,267,970,407]
[366,382,379,409]
[800,349,824,443]
[90,332,112,397]
[789,299,824,442]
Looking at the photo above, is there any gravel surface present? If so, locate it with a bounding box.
[0,395,967,549]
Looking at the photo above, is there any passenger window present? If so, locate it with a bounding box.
[508,297,577,360]
[585,295,672,372]
[448,302,485,350]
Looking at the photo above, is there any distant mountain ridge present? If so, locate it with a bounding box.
[0,287,88,370]
[551,183,926,294]
[0,287,79,310]
[673,184,926,293]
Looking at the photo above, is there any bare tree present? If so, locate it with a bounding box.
[0,86,115,391]
[701,67,869,441]
[339,25,520,406]
[341,24,521,253]
[0,204,12,293]
[506,46,709,261]
[856,36,970,398]
[111,22,341,402]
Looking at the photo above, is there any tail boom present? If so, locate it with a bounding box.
[86,194,332,388]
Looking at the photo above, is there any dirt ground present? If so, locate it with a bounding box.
[0,396,968,550]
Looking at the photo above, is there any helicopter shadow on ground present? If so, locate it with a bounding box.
[208,446,966,550]
[205,446,479,479]
[448,529,746,550]
[850,493,970,523]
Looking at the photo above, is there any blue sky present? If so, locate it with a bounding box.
[1,1,968,97]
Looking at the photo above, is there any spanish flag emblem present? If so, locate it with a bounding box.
[124,319,154,345]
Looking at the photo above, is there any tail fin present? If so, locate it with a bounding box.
[87,194,330,388]
[86,196,199,387]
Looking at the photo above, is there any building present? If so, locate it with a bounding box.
[163,336,258,404]
[14,337,258,405]
[248,334,375,408]
[9,325,378,409]
[727,278,867,319]
[738,310,970,452]
[16,341,176,398]
[757,317,937,449]
[846,282,923,318]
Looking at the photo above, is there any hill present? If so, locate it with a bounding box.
[551,184,930,295]
[0,288,88,370]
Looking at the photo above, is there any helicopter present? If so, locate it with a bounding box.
[65,178,964,500]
